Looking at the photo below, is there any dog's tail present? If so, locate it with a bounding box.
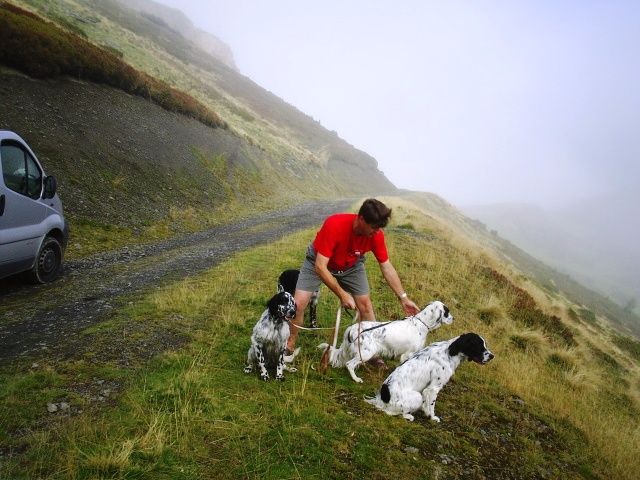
[364,393,383,409]
[283,347,300,363]
[364,383,391,408]
[317,342,346,367]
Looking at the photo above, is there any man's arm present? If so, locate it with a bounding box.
[378,260,420,315]
[314,253,356,309]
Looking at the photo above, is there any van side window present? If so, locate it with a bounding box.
[25,152,43,198]
[1,143,42,199]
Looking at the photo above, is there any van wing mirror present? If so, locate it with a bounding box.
[43,175,57,199]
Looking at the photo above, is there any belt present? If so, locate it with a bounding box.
[331,265,355,275]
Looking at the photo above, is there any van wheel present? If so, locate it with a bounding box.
[29,236,63,283]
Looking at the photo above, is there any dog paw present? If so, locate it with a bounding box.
[275,375,285,381]
[287,367,297,373]
[260,374,270,381]
[354,377,364,383]
[243,366,253,373]
[430,415,441,423]
[402,413,415,422]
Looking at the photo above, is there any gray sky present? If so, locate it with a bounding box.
[158,0,640,208]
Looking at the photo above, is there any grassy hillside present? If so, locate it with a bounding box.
[1,196,638,479]
[118,0,238,70]
[2,2,638,476]
[463,196,640,316]
[397,192,640,339]
[1,0,395,256]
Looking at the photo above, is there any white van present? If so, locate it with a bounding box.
[0,130,68,283]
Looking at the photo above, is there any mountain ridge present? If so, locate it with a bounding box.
[116,0,238,71]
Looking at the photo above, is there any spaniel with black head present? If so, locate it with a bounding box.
[244,291,299,381]
[365,333,494,421]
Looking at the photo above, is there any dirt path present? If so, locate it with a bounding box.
[0,199,352,365]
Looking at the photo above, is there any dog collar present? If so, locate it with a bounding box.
[410,315,432,331]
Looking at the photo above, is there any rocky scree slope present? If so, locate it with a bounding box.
[0,67,389,232]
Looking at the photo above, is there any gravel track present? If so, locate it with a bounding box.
[0,199,352,365]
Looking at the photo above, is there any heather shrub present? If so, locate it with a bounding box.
[481,267,576,346]
[612,334,640,362]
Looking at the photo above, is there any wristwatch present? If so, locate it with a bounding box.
[399,292,408,299]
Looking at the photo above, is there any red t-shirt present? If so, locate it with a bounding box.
[312,213,389,271]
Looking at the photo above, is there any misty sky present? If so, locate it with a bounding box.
[158,0,640,209]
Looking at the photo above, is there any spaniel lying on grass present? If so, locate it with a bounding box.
[365,333,494,421]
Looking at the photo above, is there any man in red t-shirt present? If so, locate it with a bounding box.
[286,198,419,353]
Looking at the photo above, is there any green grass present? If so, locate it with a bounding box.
[612,333,640,362]
[4,202,639,479]
[578,308,597,324]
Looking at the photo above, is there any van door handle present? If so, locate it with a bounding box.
[0,194,5,216]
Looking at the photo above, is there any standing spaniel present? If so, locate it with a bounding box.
[319,301,454,382]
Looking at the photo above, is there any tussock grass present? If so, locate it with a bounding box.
[509,329,546,353]
[477,304,506,326]
[1,198,639,479]
[578,308,598,325]
[546,350,577,374]
[612,333,640,362]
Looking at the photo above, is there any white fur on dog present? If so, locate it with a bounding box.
[244,291,300,381]
[365,333,494,421]
[318,301,454,383]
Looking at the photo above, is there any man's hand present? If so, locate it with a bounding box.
[315,253,357,310]
[340,291,356,310]
[401,296,420,316]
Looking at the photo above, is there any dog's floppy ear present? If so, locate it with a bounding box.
[266,293,281,317]
[278,269,299,295]
[448,333,473,357]
[449,333,486,360]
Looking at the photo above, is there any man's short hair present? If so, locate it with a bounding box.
[358,198,392,228]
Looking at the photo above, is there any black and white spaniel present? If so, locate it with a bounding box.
[244,291,300,381]
[365,333,494,421]
[278,269,320,328]
[318,301,454,383]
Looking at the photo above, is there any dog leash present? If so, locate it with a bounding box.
[287,307,361,331]
[287,321,334,331]
[347,321,391,343]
